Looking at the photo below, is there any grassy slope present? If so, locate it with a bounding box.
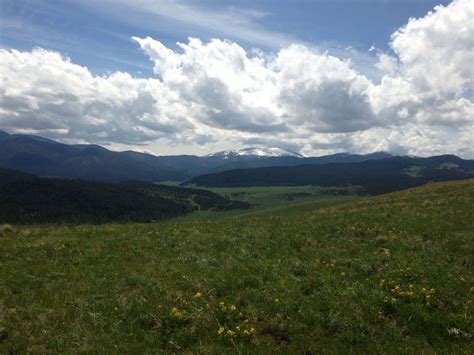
[0,180,473,353]
[169,185,359,222]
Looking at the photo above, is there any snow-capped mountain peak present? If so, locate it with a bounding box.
[205,147,304,159]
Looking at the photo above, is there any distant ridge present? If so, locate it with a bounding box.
[183,155,474,195]
[0,130,402,182]
[0,130,181,181]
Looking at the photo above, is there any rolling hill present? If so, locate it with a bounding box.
[184,155,474,194]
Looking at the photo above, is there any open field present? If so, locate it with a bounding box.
[0,180,473,353]
[169,185,360,221]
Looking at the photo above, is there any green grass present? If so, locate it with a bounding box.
[205,185,358,208]
[0,180,473,353]
[170,185,360,222]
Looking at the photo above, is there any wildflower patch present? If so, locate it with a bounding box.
[154,291,257,347]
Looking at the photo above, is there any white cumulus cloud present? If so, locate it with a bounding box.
[0,0,473,157]
[0,48,199,145]
[390,0,474,98]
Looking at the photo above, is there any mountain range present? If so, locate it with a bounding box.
[0,130,393,181]
[2,130,473,195]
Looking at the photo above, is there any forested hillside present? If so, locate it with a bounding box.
[0,169,249,224]
[185,155,474,194]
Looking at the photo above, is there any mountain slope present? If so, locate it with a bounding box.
[0,168,249,224]
[0,131,182,181]
[184,155,474,194]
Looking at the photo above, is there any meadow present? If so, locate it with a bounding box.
[0,180,473,353]
[169,185,359,221]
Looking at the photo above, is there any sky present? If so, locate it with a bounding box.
[0,0,473,157]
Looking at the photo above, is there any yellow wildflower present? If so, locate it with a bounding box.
[217,327,225,335]
[391,286,400,296]
[379,279,386,287]
[193,291,202,299]
[226,330,236,337]
[274,298,279,303]
[230,304,237,312]
[236,325,241,331]
[8,308,16,315]
[250,327,256,334]
[390,298,397,305]
[170,307,184,319]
